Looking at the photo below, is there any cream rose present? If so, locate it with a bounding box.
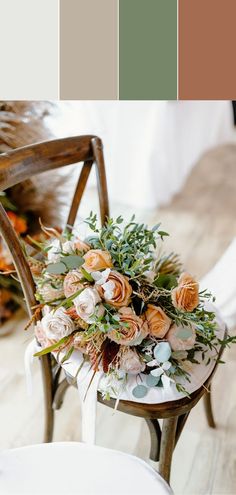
[166,324,196,351]
[73,287,103,323]
[97,270,132,308]
[145,305,171,338]
[41,307,75,341]
[84,249,113,272]
[108,307,148,346]
[119,348,145,375]
[63,269,84,298]
[171,272,199,312]
[35,321,54,348]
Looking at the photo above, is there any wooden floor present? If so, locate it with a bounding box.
[1,144,236,494]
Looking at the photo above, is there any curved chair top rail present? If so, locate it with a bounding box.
[0,135,100,191]
[0,135,109,317]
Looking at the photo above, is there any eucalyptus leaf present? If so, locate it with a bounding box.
[132,384,148,399]
[146,374,160,387]
[61,255,84,270]
[46,262,67,275]
[154,342,171,363]
[176,327,193,340]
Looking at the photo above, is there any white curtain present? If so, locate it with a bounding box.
[46,101,235,209]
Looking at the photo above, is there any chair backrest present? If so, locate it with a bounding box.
[0,135,110,317]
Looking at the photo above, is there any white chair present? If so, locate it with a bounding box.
[0,442,173,494]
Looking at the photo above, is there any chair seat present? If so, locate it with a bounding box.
[0,442,172,495]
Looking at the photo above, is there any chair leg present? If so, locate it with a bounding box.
[159,417,178,483]
[53,378,70,410]
[175,412,190,446]
[145,419,162,462]
[40,355,54,443]
[204,385,216,428]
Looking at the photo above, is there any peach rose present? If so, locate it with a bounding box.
[145,305,171,338]
[108,307,148,346]
[83,249,113,272]
[119,348,145,375]
[97,270,132,308]
[74,239,90,253]
[166,323,196,351]
[171,272,199,312]
[63,269,84,298]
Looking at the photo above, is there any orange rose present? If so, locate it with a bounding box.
[7,211,27,234]
[171,272,199,312]
[145,304,171,338]
[84,249,113,271]
[98,270,132,308]
[108,307,148,346]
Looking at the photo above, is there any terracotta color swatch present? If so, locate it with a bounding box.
[60,0,118,99]
[179,0,236,99]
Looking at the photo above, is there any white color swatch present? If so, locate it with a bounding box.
[0,0,58,99]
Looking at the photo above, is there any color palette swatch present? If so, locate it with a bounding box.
[0,0,236,100]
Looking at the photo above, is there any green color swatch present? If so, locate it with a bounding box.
[119,0,177,100]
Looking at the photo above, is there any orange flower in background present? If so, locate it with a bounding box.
[0,244,13,271]
[0,288,12,305]
[171,272,199,312]
[6,211,27,235]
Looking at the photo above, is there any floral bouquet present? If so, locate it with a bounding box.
[28,213,235,400]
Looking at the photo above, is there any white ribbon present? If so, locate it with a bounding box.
[24,339,101,445]
[76,368,102,445]
[24,339,38,396]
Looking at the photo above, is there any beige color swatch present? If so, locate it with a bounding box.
[60,0,118,99]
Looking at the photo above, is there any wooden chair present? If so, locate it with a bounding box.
[0,136,221,484]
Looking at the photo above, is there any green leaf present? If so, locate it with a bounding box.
[46,262,67,275]
[61,255,84,270]
[34,336,70,356]
[60,346,75,364]
[154,274,177,290]
[132,385,148,399]
[158,231,169,238]
[80,267,94,282]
